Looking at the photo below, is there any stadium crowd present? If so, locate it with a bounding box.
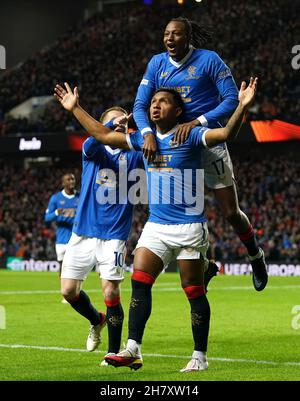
[0,151,299,268]
[0,0,299,135]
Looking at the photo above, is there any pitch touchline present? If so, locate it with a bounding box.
[0,344,299,367]
[1,285,300,295]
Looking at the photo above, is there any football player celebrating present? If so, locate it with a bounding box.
[133,17,268,291]
[54,76,258,372]
[58,107,144,362]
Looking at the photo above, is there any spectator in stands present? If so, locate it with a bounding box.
[0,0,299,134]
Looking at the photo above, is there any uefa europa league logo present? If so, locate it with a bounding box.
[0,45,6,69]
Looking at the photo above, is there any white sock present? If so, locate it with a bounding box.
[192,350,207,360]
[127,339,141,354]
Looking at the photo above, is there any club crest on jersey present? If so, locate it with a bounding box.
[186,65,200,80]
[60,200,65,205]
[96,169,118,188]
[160,71,168,79]
[119,154,127,163]
[169,139,179,148]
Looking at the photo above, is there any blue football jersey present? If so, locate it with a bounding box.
[45,190,80,244]
[126,126,209,224]
[73,137,144,240]
[134,48,238,134]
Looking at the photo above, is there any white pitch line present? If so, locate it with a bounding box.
[0,343,299,367]
[1,285,300,296]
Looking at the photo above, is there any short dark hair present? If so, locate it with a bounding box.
[168,17,212,48]
[154,88,185,112]
[99,106,128,123]
[62,173,75,184]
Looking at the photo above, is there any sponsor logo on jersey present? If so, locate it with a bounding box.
[59,200,65,205]
[160,71,168,78]
[141,78,149,85]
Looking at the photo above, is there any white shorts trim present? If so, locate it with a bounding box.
[135,222,209,268]
[203,143,234,189]
[61,233,126,281]
[55,244,68,262]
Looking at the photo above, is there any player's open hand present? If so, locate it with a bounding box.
[54,82,79,112]
[238,77,258,109]
[143,133,157,164]
[113,113,133,133]
[174,119,200,145]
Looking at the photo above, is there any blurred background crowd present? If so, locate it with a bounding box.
[0,0,299,135]
[0,150,299,266]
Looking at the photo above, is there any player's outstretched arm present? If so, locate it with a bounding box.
[204,77,258,147]
[54,83,129,149]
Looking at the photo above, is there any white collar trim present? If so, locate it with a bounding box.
[62,189,75,199]
[105,145,121,155]
[169,46,194,68]
[156,124,178,140]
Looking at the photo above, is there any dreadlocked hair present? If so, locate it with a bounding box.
[170,16,212,48]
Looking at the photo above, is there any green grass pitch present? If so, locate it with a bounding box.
[0,270,300,381]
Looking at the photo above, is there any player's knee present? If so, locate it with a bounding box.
[61,284,79,301]
[103,283,120,302]
[182,285,206,299]
[132,270,156,287]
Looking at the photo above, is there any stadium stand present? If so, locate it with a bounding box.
[0,0,299,269]
[0,0,299,135]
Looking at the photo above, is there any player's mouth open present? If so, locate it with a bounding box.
[167,43,176,52]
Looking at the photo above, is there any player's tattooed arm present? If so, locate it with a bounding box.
[204,77,258,147]
[54,83,130,149]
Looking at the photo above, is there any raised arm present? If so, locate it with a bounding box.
[204,77,258,147]
[54,83,130,149]
[133,56,157,136]
[54,83,157,162]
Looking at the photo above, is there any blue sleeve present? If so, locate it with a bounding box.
[188,127,209,148]
[83,137,105,159]
[44,195,57,222]
[127,131,144,151]
[203,52,239,124]
[133,56,157,135]
[83,120,113,158]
